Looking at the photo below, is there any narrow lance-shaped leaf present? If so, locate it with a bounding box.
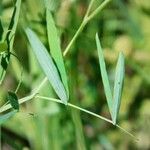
[112,52,125,125]
[7,91,19,111]
[0,110,17,125]
[95,33,113,118]
[25,28,68,104]
[46,8,69,99]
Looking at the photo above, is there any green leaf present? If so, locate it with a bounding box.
[112,52,125,125]
[46,8,69,99]
[44,0,60,11]
[7,91,19,110]
[0,41,7,53]
[0,110,17,125]
[0,19,4,41]
[0,0,21,85]
[6,0,22,51]
[95,33,113,118]
[25,28,68,104]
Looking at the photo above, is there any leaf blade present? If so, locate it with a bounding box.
[0,110,17,125]
[46,9,69,99]
[25,28,68,104]
[112,52,125,125]
[95,33,113,118]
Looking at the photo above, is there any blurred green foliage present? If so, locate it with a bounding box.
[0,0,150,149]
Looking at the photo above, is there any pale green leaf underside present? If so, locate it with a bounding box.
[25,28,68,104]
[0,110,17,125]
[46,9,69,99]
[95,33,113,118]
[112,52,125,124]
[96,34,125,124]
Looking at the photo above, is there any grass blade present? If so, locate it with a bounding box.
[95,33,113,118]
[112,52,125,125]
[0,110,17,125]
[46,8,69,99]
[25,28,68,104]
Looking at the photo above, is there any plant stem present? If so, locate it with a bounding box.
[116,124,139,142]
[36,96,113,123]
[87,0,111,22]
[63,0,111,56]
[83,0,95,20]
[0,77,47,113]
[36,96,138,141]
[63,20,87,56]
[0,93,138,141]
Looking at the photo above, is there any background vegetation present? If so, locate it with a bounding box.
[0,0,150,149]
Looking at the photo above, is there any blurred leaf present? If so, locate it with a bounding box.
[0,110,17,125]
[95,33,113,118]
[25,28,68,104]
[7,91,19,110]
[0,54,10,84]
[44,0,60,11]
[0,19,4,41]
[99,135,114,150]
[0,41,7,53]
[6,0,22,51]
[0,0,21,85]
[115,0,142,39]
[112,52,125,125]
[46,8,69,99]
[1,55,9,70]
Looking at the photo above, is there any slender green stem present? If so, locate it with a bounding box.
[116,124,139,142]
[0,93,138,141]
[83,0,95,20]
[36,96,113,123]
[0,94,34,113]
[63,0,111,56]
[35,96,138,141]
[0,77,47,113]
[63,20,87,56]
[87,0,111,22]
[15,67,23,93]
